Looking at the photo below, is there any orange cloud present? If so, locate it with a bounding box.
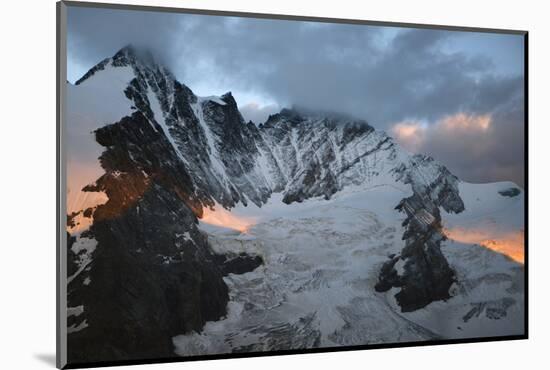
[390,112,493,153]
[438,113,492,132]
[390,121,426,152]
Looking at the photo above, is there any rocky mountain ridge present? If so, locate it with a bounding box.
[66,45,467,363]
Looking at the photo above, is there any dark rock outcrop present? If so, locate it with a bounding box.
[375,155,465,312]
[499,187,521,197]
[67,111,261,364]
[215,252,264,276]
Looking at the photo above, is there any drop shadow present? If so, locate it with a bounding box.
[34,353,56,367]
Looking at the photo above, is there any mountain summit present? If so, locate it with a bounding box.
[65,46,524,362]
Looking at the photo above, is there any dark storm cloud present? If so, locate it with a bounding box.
[67,5,525,186]
[67,6,184,78]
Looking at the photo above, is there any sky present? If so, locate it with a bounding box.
[67,6,525,187]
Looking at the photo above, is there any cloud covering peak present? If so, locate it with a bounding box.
[67,5,525,186]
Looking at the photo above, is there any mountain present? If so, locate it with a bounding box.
[66,46,524,363]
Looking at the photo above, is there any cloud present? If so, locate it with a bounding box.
[438,113,492,132]
[391,121,427,152]
[66,5,525,185]
[67,6,184,79]
[67,8,524,127]
[392,113,492,151]
[239,102,280,124]
[390,102,524,187]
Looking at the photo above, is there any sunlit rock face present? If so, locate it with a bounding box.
[66,46,524,361]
